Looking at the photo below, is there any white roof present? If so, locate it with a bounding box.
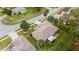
[48,35,56,42]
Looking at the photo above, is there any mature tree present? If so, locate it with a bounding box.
[20,20,30,31]
[48,15,58,24]
[43,9,49,16]
[48,15,54,22]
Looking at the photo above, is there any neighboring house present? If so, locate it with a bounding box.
[11,7,27,14]
[3,35,36,51]
[59,11,70,20]
[54,11,70,20]
[32,21,59,42]
[54,11,70,25]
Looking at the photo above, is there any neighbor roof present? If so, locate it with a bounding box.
[32,21,59,41]
[12,7,26,14]
[9,36,36,51]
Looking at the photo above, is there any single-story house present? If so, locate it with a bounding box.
[11,7,27,14]
[3,35,36,51]
[32,21,59,42]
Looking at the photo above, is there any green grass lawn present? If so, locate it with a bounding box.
[49,7,79,50]
[51,30,73,51]
[48,20,75,51]
[0,37,12,50]
[2,7,45,25]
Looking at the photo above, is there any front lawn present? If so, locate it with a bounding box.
[0,36,12,50]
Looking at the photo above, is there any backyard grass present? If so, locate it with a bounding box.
[2,7,45,25]
[70,8,79,19]
[51,30,73,51]
[48,19,76,51]
[49,13,79,51]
